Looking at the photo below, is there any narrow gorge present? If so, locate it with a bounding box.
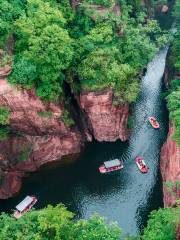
[0,0,179,239]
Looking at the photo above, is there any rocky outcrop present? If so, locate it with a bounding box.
[160,124,180,207]
[0,79,83,199]
[0,79,70,136]
[80,90,129,142]
[0,133,82,199]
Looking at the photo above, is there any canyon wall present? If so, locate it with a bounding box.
[160,124,180,207]
[80,90,129,142]
[0,78,129,199]
[0,79,83,199]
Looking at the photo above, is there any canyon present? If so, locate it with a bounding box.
[0,75,129,199]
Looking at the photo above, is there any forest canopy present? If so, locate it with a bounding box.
[0,204,178,240]
[0,0,169,103]
[166,0,180,145]
[0,204,121,240]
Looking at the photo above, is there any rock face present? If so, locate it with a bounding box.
[80,90,129,142]
[0,133,82,199]
[0,79,69,135]
[0,80,129,199]
[160,124,180,207]
[0,79,83,199]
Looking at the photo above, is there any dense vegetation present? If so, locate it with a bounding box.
[0,204,179,240]
[141,207,179,240]
[0,204,121,240]
[0,0,169,104]
[167,0,180,145]
[0,1,179,239]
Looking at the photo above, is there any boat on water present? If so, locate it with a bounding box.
[99,159,123,174]
[13,195,37,219]
[135,156,149,173]
[148,116,160,129]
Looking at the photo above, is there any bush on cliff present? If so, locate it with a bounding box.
[0,107,11,125]
[0,127,10,141]
[0,204,121,240]
[85,0,115,8]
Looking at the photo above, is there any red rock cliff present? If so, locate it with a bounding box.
[0,79,69,135]
[0,81,130,199]
[160,124,180,207]
[0,79,83,199]
[80,90,129,142]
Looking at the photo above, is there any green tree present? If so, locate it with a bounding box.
[72,215,121,240]
[0,204,121,240]
[0,0,25,46]
[142,207,179,240]
[0,107,11,125]
[11,0,74,100]
[167,84,180,145]
[9,56,37,88]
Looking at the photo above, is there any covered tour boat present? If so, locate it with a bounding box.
[13,195,37,219]
[148,116,160,129]
[135,156,149,173]
[99,159,123,174]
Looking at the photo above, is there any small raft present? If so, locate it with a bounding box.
[13,195,37,219]
[99,159,123,174]
[135,156,149,174]
[148,116,160,129]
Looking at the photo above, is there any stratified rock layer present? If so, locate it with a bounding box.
[0,133,82,199]
[160,124,180,207]
[0,79,83,199]
[0,79,68,135]
[80,90,129,142]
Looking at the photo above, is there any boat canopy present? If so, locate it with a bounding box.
[104,159,121,168]
[15,196,33,212]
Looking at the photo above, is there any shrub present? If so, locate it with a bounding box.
[16,145,32,163]
[0,127,9,141]
[0,107,11,125]
[37,111,53,118]
[85,0,115,8]
[0,52,12,67]
[9,56,37,88]
[60,110,75,127]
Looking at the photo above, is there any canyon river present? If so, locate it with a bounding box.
[0,48,169,236]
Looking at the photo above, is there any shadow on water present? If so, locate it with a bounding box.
[0,49,169,236]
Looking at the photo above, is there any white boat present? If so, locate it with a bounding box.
[13,195,37,219]
[99,159,123,174]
